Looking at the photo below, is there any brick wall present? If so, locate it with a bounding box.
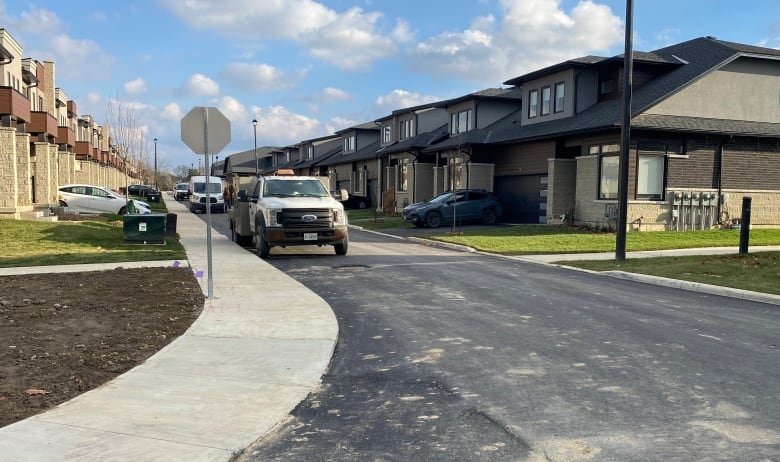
[0,128,19,211]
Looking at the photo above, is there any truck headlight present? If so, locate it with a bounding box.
[333,208,347,226]
[266,208,283,227]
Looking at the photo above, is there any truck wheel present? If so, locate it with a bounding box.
[334,235,349,256]
[256,226,270,259]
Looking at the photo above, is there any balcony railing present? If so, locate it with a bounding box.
[29,111,58,138]
[0,87,31,123]
[57,126,76,146]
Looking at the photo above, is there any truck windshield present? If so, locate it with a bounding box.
[194,183,222,194]
[264,179,328,197]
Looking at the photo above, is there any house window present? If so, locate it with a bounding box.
[355,168,366,194]
[382,125,391,143]
[600,79,614,95]
[593,144,620,200]
[398,157,410,191]
[344,135,355,152]
[450,109,472,134]
[541,86,551,116]
[400,119,414,140]
[528,89,538,118]
[554,82,565,113]
[636,154,665,200]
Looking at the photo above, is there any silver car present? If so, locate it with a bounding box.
[58,184,151,215]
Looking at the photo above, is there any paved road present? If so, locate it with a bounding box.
[187,208,780,460]
[226,229,779,462]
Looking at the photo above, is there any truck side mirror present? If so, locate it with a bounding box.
[336,189,349,202]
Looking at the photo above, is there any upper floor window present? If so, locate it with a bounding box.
[528,89,538,118]
[344,135,356,152]
[541,86,551,116]
[382,125,392,143]
[400,118,414,140]
[307,146,313,159]
[450,109,473,134]
[554,82,565,113]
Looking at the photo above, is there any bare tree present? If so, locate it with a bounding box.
[106,97,149,195]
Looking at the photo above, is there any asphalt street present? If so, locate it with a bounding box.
[197,210,780,461]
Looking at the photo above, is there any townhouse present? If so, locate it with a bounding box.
[224,36,779,230]
[0,28,140,220]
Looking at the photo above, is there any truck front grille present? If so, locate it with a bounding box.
[281,208,332,228]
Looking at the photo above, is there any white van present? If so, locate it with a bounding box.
[189,175,225,213]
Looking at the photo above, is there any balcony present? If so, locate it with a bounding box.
[0,87,31,123]
[57,126,75,147]
[67,100,77,117]
[29,111,58,138]
[75,140,91,157]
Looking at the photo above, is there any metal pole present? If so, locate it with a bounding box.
[615,0,634,261]
[153,138,158,190]
[252,119,258,175]
[739,196,751,254]
[203,108,214,299]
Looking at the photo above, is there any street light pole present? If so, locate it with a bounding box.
[153,138,158,189]
[252,119,258,175]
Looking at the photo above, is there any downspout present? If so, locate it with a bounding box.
[716,135,731,224]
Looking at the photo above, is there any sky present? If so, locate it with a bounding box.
[2,0,779,172]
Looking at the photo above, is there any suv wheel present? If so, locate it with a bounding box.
[481,208,497,225]
[425,211,442,228]
[256,225,270,259]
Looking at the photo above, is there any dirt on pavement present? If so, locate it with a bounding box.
[0,266,204,428]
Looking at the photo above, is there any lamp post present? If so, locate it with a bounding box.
[153,138,158,190]
[252,118,258,175]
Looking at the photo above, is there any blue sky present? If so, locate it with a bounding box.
[2,0,778,171]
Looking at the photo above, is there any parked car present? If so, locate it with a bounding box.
[127,184,161,203]
[402,189,502,228]
[58,184,151,215]
[174,182,191,201]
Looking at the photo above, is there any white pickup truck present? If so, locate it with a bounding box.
[229,172,349,258]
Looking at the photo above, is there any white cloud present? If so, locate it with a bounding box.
[392,19,415,43]
[221,62,300,92]
[161,0,399,70]
[212,96,248,126]
[161,102,183,121]
[123,77,147,95]
[374,89,441,114]
[32,34,115,81]
[251,105,324,146]
[321,87,352,101]
[184,73,220,97]
[14,5,62,33]
[408,0,623,84]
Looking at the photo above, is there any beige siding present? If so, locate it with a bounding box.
[645,58,780,123]
[468,163,494,191]
[547,158,576,220]
[414,163,435,202]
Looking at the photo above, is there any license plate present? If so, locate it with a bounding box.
[303,233,317,241]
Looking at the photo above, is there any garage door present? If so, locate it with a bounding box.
[494,175,545,223]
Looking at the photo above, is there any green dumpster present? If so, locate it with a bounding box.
[123,213,166,244]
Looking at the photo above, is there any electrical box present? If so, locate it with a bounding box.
[702,192,715,206]
[683,192,692,203]
[672,192,683,205]
[123,213,166,244]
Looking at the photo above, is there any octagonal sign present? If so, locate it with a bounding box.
[181,106,231,155]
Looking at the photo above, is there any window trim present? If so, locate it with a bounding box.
[553,81,565,113]
[528,89,538,119]
[541,86,551,116]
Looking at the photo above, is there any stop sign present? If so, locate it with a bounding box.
[181,106,231,154]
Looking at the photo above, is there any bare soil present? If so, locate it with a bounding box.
[0,267,204,428]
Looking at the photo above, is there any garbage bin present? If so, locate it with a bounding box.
[165,213,177,236]
[123,213,166,244]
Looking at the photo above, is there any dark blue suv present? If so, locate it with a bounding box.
[402,189,502,228]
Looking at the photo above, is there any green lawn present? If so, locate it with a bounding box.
[0,215,187,268]
[429,225,780,255]
[348,210,409,230]
[559,252,780,295]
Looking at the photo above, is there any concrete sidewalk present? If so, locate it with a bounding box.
[0,198,339,461]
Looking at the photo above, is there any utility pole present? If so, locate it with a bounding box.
[616,0,634,261]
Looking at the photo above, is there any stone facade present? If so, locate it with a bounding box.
[547,158,576,222]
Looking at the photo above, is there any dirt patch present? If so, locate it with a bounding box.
[0,266,204,428]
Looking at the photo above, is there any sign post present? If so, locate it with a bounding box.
[181,107,231,299]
